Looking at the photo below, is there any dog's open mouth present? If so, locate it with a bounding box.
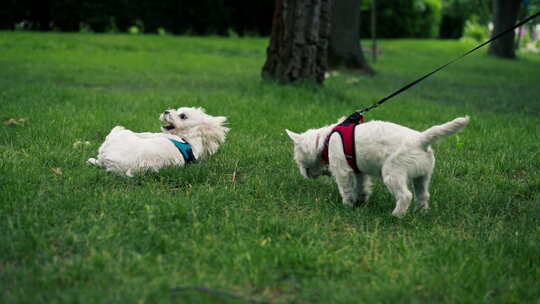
[160,114,176,132]
[162,124,175,131]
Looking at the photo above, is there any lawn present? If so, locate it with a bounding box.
[1,32,539,303]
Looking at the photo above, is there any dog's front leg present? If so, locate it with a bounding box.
[328,135,361,208]
[333,168,360,208]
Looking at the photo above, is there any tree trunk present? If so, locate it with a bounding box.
[262,0,332,84]
[487,0,523,58]
[328,0,374,75]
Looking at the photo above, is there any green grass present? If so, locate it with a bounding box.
[1,32,539,303]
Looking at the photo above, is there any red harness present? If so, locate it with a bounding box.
[321,114,365,173]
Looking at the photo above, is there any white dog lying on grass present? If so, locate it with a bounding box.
[88,107,229,177]
[286,115,469,217]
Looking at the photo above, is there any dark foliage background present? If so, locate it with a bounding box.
[2,0,537,39]
[0,0,275,36]
[360,0,443,38]
[0,0,444,37]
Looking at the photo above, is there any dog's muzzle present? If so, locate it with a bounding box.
[160,112,176,131]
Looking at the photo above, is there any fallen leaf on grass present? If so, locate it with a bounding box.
[73,140,91,148]
[346,78,360,84]
[4,118,30,126]
[279,232,292,240]
[260,237,272,246]
[51,168,63,175]
[324,70,341,79]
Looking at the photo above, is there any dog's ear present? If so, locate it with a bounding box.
[285,129,301,142]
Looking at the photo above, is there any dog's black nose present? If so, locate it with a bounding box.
[164,111,170,114]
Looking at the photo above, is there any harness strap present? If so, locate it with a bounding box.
[321,114,364,173]
[169,139,197,164]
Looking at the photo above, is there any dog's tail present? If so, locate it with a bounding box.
[418,116,470,150]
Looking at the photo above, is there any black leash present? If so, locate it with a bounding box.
[352,10,540,117]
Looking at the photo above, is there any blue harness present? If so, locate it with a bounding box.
[169,139,197,164]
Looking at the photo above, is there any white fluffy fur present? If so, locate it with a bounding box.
[88,107,229,177]
[286,116,470,217]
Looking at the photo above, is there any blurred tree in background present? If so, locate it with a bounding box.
[488,0,523,58]
[328,0,374,75]
[261,0,332,84]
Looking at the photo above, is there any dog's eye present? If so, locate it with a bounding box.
[179,113,187,120]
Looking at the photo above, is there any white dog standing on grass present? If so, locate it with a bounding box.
[88,107,229,177]
[286,115,469,217]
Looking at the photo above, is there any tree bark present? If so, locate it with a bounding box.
[262,0,332,84]
[328,0,374,75]
[487,0,523,58]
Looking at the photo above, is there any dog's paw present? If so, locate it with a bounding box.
[342,199,361,209]
[414,205,430,213]
[342,197,371,208]
[358,193,370,205]
[391,209,407,218]
[125,169,135,177]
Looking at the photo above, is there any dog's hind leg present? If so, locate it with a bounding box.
[382,167,412,218]
[413,175,431,212]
